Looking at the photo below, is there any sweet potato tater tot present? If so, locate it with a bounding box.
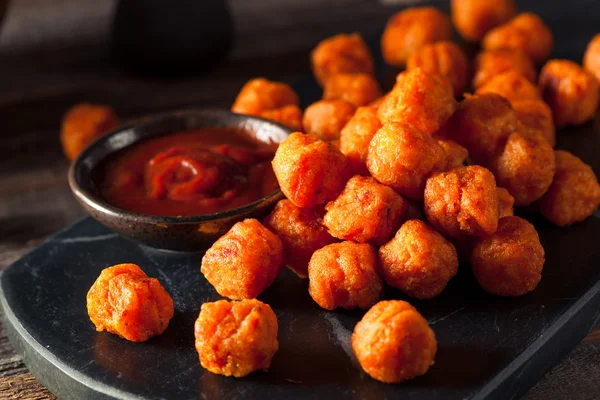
[512,99,556,147]
[482,13,553,65]
[231,78,299,116]
[323,73,382,107]
[259,104,303,131]
[471,216,544,296]
[367,122,447,200]
[406,41,469,98]
[194,299,278,377]
[451,0,517,42]
[381,7,452,68]
[264,200,336,278]
[272,132,350,208]
[311,33,375,86]
[323,176,407,245]
[476,70,541,104]
[424,166,499,238]
[539,151,600,226]
[340,106,382,175]
[86,263,174,342]
[472,49,536,89]
[584,34,600,83]
[352,300,437,383]
[308,242,383,310]
[379,220,458,299]
[303,99,356,142]
[497,187,515,218]
[61,103,119,161]
[539,59,599,127]
[378,68,457,135]
[201,219,283,300]
[438,139,468,169]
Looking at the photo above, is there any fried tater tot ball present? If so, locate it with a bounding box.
[378,68,457,135]
[471,216,544,296]
[352,300,437,383]
[308,242,383,310]
[367,122,447,200]
[194,299,278,377]
[482,12,553,65]
[512,99,556,147]
[272,132,350,208]
[497,187,515,218]
[472,49,537,89]
[61,103,119,161]
[438,139,468,169]
[323,176,408,245]
[340,106,382,175]
[584,33,600,83]
[406,41,469,98]
[425,165,499,238]
[379,220,458,299]
[451,0,517,42]
[231,78,299,116]
[259,104,303,131]
[302,99,356,142]
[264,200,336,278]
[381,7,452,68]
[539,151,600,226]
[201,219,283,300]
[323,73,382,107]
[476,70,541,104]
[539,59,599,128]
[311,33,375,87]
[86,263,174,342]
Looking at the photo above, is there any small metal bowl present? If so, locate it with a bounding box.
[68,108,292,252]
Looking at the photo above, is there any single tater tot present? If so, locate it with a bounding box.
[259,104,303,131]
[424,165,499,238]
[512,99,556,147]
[61,103,119,161]
[272,132,350,208]
[482,12,553,65]
[438,139,469,169]
[231,78,299,116]
[584,33,600,83]
[264,200,336,278]
[86,263,174,342]
[201,219,283,300]
[352,300,437,383]
[472,49,537,89]
[323,73,382,107]
[379,220,458,299]
[303,99,356,142]
[471,216,544,296]
[323,176,408,245]
[539,150,600,226]
[476,70,541,104]
[367,122,447,200]
[381,7,452,68]
[497,187,515,218]
[451,0,517,42]
[308,242,383,310]
[194,299,278,377]
[378,68,457,135]
[340,106,382,175]
[539,59,599,128]
[311,33,375,87]
[406,41,469,98]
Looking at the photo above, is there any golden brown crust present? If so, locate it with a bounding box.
[339,106,382,176]
[302,99,356,142]
[323,73,382,107]
[259,104,303,131]
[512,99,556,147]
[496,187,515,218]
[451,0,517,42]
[472,49,537,89]
[476,70,541,104]
[584,33,600,83]
[231,78,299,116]
[438,139,469,170]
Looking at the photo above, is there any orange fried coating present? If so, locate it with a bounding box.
[86,263,174,342]
[406,41,469,98]
[340,106,382,175]
[539,59,599,128]
[264,199,336,278]
[378,68,457,135]
[194,299,278,377]
[61,103,119,161]
[476,70,541,104]
[472,49,537,89]
[497,187,515,218]
[302,99,356,142]
[451,0,517,42]
[352,300,437,383]
[584,33,600,83]
[512,99,556,147]
[323,176,408,245]
[311,33,375,87]
[259,104,303,131]
[539,150,600,226]
[381,7,452,68]
[482,12,554,65]
[323,73,382,107]
[379,220,458,299]
[438,139,468,170]
[471,216,544,296]
[308,242,383,310]
[272,132,350,208]
[367,122,447,200]
[424,165,499,238]
[231,78,299,116]
[201,219,283,300]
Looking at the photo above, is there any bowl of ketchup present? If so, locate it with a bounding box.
[68,108,293,252]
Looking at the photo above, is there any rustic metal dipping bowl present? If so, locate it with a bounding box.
[68,108,292,252]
